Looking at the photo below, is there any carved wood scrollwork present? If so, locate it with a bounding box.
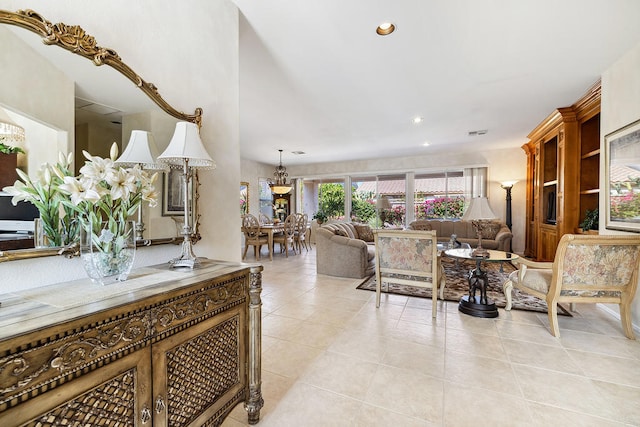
[0,8,202,125]
[152,279,245,332]
[0,314,150,405]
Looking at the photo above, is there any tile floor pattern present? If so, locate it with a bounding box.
[223,248,640,427]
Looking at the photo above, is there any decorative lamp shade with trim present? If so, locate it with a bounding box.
[115,130,167,170]
[157,122,215,169]
[461,197,497,220]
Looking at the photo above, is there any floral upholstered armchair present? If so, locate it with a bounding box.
[503,234,640,339]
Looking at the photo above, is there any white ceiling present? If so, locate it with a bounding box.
[3,1,640,169]
[233,0,640,166]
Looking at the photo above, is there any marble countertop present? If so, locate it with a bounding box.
[0,259,260,341]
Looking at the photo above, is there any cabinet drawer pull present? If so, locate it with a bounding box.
[155,396,166,414]
[141,407,151,424]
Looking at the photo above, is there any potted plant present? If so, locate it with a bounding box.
[0,141,25,189]
[312,210,328,224]
[578,208,599,234]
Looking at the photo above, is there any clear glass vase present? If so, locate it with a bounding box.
[80,220,136,285]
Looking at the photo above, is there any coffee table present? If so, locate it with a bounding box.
[444,248,519,318]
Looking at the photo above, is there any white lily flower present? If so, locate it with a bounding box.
[43,167,51,185]
[108,168,137,200]
[110,142,119,161]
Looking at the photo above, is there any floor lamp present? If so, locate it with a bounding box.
[115,130,167,241]
[500,181,517,252]
[500,181,516,231]
[158,122,215,268]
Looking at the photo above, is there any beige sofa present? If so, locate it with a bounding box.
[315,222,376,279]
[408,219,512,251]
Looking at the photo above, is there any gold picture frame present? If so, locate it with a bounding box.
[241,182,249,215]
[605,118,640,232]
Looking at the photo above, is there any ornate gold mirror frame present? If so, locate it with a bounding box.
[0,9,203,263]
[0,9,202,124]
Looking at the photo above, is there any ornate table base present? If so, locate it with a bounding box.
[458,262,499,318]
[459,295,499,318]
[444,248,518,319]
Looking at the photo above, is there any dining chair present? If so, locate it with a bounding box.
[273,214,297,257]
[294,213,310,252]
[259,213,272,225]
[242,214,269,260]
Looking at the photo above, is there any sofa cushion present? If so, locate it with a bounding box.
[334,228,349,237]
[475,220,502,240]
[353,223,374,242]
[334,222,356,238]
[408,220,432,231]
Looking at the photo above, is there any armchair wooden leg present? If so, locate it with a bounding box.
[547,299,560,337]
[620,301,636,340]
[375,272,382,308]
[502,278,514,311]
[243,244,249,260]
[438,264,446,300]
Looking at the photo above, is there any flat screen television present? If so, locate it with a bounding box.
[0,192,39,233]
[546,191,557,225]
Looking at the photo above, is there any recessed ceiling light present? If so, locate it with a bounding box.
[292,151,306,155]
[423,141,430,147]
[376,22,395,36]
[468,129,488,136]
[413,116,423,124]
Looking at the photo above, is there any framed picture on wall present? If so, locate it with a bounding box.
[605,118,640,232]
[163,169,192,216]
[240,181,249,215]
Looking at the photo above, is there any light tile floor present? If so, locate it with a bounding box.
[223,248,640,427]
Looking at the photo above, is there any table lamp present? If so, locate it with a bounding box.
[461,196,497,257]
[158,122,215,268]
[115,130,168,240]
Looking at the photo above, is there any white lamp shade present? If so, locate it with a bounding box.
[115,130,167,170]
[158,122,216,169]
[461,197,497,220]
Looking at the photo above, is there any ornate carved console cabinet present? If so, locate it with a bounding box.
[0,260,263,426]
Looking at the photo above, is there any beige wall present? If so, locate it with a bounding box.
[601,40,640,328]
[240,158,274,219]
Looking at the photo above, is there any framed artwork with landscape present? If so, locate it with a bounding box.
[605,118,640,232]
[240,182,249,215]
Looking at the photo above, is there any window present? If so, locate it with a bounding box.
[414,171,465,219]
[302,169,468,227]
[258,178,273,219]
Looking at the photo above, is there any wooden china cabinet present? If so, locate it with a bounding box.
[522,81,601,261]
[273,193,290,221]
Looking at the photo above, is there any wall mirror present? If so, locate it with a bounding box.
[0,9,203,262]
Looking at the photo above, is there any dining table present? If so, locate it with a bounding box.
[256,223,284,261]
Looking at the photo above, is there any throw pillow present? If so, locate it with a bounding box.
[354,224,374,242]
[410,222,432,231]
[480,221,502,240]
[334,229,349,237]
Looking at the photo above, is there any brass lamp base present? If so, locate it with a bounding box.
[170,237,200,269]
[471,220,491,258]
[472,247,490,258]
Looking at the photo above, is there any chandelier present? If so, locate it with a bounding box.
[0,107,25,145]
[269,149,292,195]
